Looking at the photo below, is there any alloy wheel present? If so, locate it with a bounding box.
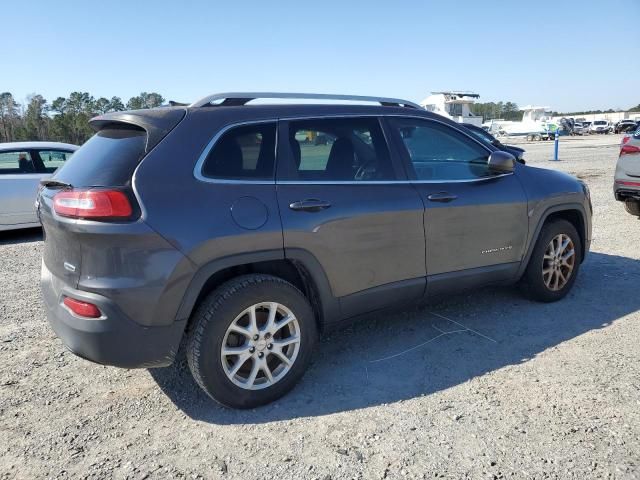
[542,233,576,291]
[220,302,301,390]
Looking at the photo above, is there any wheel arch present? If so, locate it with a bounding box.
[175,249,339,334]
[518,203,589,278]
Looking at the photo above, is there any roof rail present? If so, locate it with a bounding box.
[189,92,422,109]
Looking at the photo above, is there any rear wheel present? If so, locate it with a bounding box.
[187,274,317,408]
[624,199,640,217]
[520,220,582,302]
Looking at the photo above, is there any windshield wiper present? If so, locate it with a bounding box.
[40,179,73,189]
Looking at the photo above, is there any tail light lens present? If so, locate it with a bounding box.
[53,190,133,219]
[616,180,640,187]
[622,135,631,145]
[63,297,102,318]
[621,144,640,156]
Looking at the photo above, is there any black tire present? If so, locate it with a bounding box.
[520,219,582,302]
[186,274,318,408]
[624,199,640,217]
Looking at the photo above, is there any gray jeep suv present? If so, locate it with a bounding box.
[39,93,592,408]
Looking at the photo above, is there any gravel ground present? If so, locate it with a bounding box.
[1,134,639,480]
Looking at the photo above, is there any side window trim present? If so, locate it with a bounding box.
[194,120,278,184]
[192,115,503,185]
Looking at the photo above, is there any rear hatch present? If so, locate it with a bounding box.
[39,108,186,286]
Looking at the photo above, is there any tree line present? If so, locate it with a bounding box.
[0,91,165,145]
[2,92,637,146]
[470,101,522,121]
[471,101,640,121]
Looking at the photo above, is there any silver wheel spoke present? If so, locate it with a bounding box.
[221,302,301,391]
[265,302,278,332]
[272,335,300,348]
[262,361,274,383]
[248,305,258,335]
[557,270,566,285]
[271,349,292,366]
[229,353,251,377]
[222,345,251,356]
[273,314,295,334]
[229,324,251,338]
[561,250,575,266]
[246,359,260,387]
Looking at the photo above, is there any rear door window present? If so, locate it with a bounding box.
[283,117,394,181]
[53,127,147,186]
[0,151,36,174]
[201,123,276,180]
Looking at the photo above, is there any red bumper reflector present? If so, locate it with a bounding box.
[63,297,102,318]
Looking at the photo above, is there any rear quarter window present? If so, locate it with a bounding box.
[53,127,147,187]
[201,123,276,180]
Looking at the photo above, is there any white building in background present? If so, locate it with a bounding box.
[552,111,640,124]
[420,92,483,126]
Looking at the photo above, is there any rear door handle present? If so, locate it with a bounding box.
[289,199,332,212]
[427,192,458,203]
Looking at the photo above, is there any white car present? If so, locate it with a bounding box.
[0,141,78,231]
[590,120,612,134]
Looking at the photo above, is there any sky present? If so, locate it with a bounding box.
[5,0,639,113]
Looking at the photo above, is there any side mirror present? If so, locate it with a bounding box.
[488,150,516,173]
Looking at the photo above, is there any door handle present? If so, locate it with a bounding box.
[427,192,458,203]
[289,199,332,212]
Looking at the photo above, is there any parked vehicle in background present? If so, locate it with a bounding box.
[581,121,592,133]
[590,120,611,134]
[572,122,587,136]
[39,92,592,409]
[615,119,639,134]
[462,123,526,162]
[0,142,78,231]
[614,127,640,217]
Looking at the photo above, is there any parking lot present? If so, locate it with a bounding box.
[1,134,639,479]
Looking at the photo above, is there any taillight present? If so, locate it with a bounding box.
[63,297,102,318]
[616,180,640,187]
[53,190,133,219]
[622,135,631,145]
[621,144,640,156]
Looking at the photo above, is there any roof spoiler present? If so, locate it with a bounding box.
[90,108,186,152]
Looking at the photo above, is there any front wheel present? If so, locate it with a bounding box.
[520,220,582,302]
[186,274,318,408]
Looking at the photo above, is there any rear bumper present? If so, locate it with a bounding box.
[615,186,640,201]
[41,261,186,368]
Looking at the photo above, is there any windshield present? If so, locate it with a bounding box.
[594,121,607,125]
[466,128,494,144]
